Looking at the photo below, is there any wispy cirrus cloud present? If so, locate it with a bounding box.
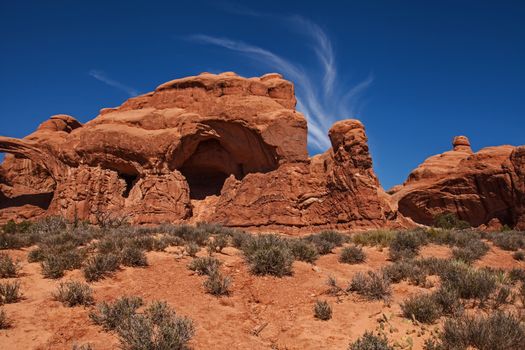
[189,11,373,152]
[89,70,138,97]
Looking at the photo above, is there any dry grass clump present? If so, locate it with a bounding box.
[0,280,22,304]
[352,230,396,247]
[0,253,20,278]
[348,271,391,300]
[313,300,332,320]
[53,281,94,307]
[90,296,144,331]
[339,245,366,264]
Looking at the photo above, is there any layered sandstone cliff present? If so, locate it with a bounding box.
[0,72,397,231]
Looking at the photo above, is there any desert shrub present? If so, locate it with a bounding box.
[120,247,148,267]
[27,247,46,262]
[0,253,20,278]
[188,256,220,276]
[240,234,294,277]
[246,244,293,277]
[184,243,200,257]
[435,312,525,350]
[2,219,32,234]
[401,293,442,323]
[509,268,525,283]
[169,225,210,246]
[90,296,143,331]
[493,285,513,309]
[348,331,393,350]
[433,212,470,229]
[348,271,391,300]
[288,239,319,263]
[0,233,25,249]
[203,271,231,296]
[352,230,396,247]
[0,280,22,304]
[451,239,489,263]
[231,231,251,249]
[432,285,463,316]
[326,276,344,296]
[83,253,120,282]
[305,231,345,254]
[488,232,525,251]
[206,234,229,254]
[40,249,85,279]
[513,251,525,261]
[116,301,195,350]
[388,230,427,261]
[314,300,332,320]
[0,308,11,329]
[54,281,93,307]
[439,262,497,305]
[340,245,366,264]
[382,259,428,286]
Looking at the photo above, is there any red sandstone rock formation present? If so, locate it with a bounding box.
[390,136,525,229]
[0,72,397,230]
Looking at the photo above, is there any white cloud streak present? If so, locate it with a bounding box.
[89,70,138,97]
[189,15,373,152]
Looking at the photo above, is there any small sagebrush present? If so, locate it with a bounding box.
[0,253,20,278]
[388,230,426,261]
[120,247,148,267]
[339,245,366,264]
[288,239,319,263]
[348,271,391,300]
[401,293,442,324]
[0,280,22,304]
[83,253,120,282]
[116,301,195,350]
[184,243,200,257]
[0,308,11,329]
[90,296,144,331]
[314,300,332,320]
[348,331,393,350]
[203,271,231,296]
[188,256,220,276]
[54,281,94,307]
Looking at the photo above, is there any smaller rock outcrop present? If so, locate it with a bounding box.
[391,136,525,229]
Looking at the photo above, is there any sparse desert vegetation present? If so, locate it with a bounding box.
[1,217,525,349]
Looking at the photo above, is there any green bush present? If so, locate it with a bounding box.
[83,253,120,282]
[0,308,11,329]
[0,280,22,304]
[188,256,220,276]
[401,293,442,324]
[203,271,231,296]
[247,244,293,277]
[435,312,525,350]
[90,296,144,331]
[288,239,319,263]
[439,263,497,305]
[348,271,391,300]
[120,247,148,267]
[352,230,396,247]
[388,230,426,261]
[53,281,94,307]
[313,300,332,320]
[239,235,294,277]
[0,253,20,278]
[433,212,470,229]
[348,331,393,350]
[116,301,195,350]
[339,245,366,264]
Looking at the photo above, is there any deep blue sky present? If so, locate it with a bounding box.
[1,1,524,189]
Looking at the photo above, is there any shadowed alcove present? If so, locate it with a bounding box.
[173,121,280,200]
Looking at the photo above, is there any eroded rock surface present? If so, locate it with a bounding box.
[391,136,525,229]
[0,72,397,230]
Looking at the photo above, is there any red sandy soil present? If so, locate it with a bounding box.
[1,241,523,350]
